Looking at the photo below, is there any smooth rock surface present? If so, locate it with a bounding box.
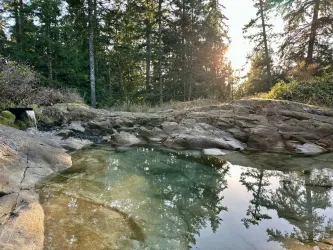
[296,143,327,155]
[112,131,143,145]
[0,124,73,250]
[203,148,226,156]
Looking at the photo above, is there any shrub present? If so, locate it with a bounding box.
[0,118,18,129]
[1,110,16,121]
[0,57,83,108]
[259,75,333,107]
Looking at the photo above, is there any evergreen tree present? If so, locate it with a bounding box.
[274,0,333,69]
[243,0,275,91]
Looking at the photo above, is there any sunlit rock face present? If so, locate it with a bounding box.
[0,124,72,250]
[40,99,333,153]
[39,146,333,250]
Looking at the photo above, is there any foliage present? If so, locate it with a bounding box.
[0,58,83,108]
[0,110,18,128]
[259,74,333,107]
[1,0,232,106]
[1,110,16,121]
[109,98,221,112]
[271,0,333,67]
[0,118,18,129]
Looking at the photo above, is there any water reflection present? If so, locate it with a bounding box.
[265,170,333,249]
[39,147,229,250]
[38,147,333,250]
[240,169,272,228]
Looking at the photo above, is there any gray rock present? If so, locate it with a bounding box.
[0,124,72,250]
[247,125,285,152]
[55,129,73,137]
[101,135,112,143]
[68,122,85,133]
[59,138,93,151]
[203,148,226,156]
[138,126,167,143]
[112,131,143,145]
[39,99,333,153]
[296,143,327,155]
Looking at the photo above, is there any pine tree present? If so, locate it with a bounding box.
[274,0,333,68]
[244,0,274,90]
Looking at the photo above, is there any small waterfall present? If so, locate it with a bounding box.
[26,110,38,132]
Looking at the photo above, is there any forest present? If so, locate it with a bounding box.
[0,0,332,108]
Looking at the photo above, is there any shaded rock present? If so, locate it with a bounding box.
[112,131,143,145]
[296,143,327,155]
[203,148,226,156]
[59,138,93,151]
[247,125,285,152]
[68,122,85,133]
[160,121,179,134]
[138,126,167,143]
[101,136,112,143]
[55,129,73,137]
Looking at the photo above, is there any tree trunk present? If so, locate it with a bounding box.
[188,5,194,101]
[158,0,163,105]
[145,19,151,91]
[47,23,52,80]
[306,0,320,65]
[88,0,96,107]
[259,0,272,89]
[19,0,23,51]
[13,1,20,47]
[181,0,186,101]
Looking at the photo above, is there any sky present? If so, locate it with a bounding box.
[222,0,284,74]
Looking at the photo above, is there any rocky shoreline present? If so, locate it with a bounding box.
[41,99,333,154]
[0,99,333,249]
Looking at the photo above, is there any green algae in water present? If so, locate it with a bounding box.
[39,147,333,250]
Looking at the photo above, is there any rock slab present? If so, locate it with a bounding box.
[0,124,72,250]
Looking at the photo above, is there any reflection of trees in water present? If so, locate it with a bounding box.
[145,153,230,248]
[239,168,273,228]
[265,170,333,248]
[110,149,230,249]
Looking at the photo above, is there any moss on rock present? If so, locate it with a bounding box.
[0,118,19,128]
[1,111,16,121]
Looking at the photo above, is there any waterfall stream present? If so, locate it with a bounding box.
[26,110,37,132]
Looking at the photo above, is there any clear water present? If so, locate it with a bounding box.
[39,147,333,250]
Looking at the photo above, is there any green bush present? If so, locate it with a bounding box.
[1,110,16,121]
[259,75,333,107]
[0,118,18,128]
[0,58,84,109]
[15,119,31,129]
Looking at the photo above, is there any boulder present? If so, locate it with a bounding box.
[138,126,167,143]
[247,125,285,152]
[203,148,226,156]
[112,131,143,145]
[59,138,93,151]
[0,124,72,250]
[67,122,85,133]
[295,143,327,155]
